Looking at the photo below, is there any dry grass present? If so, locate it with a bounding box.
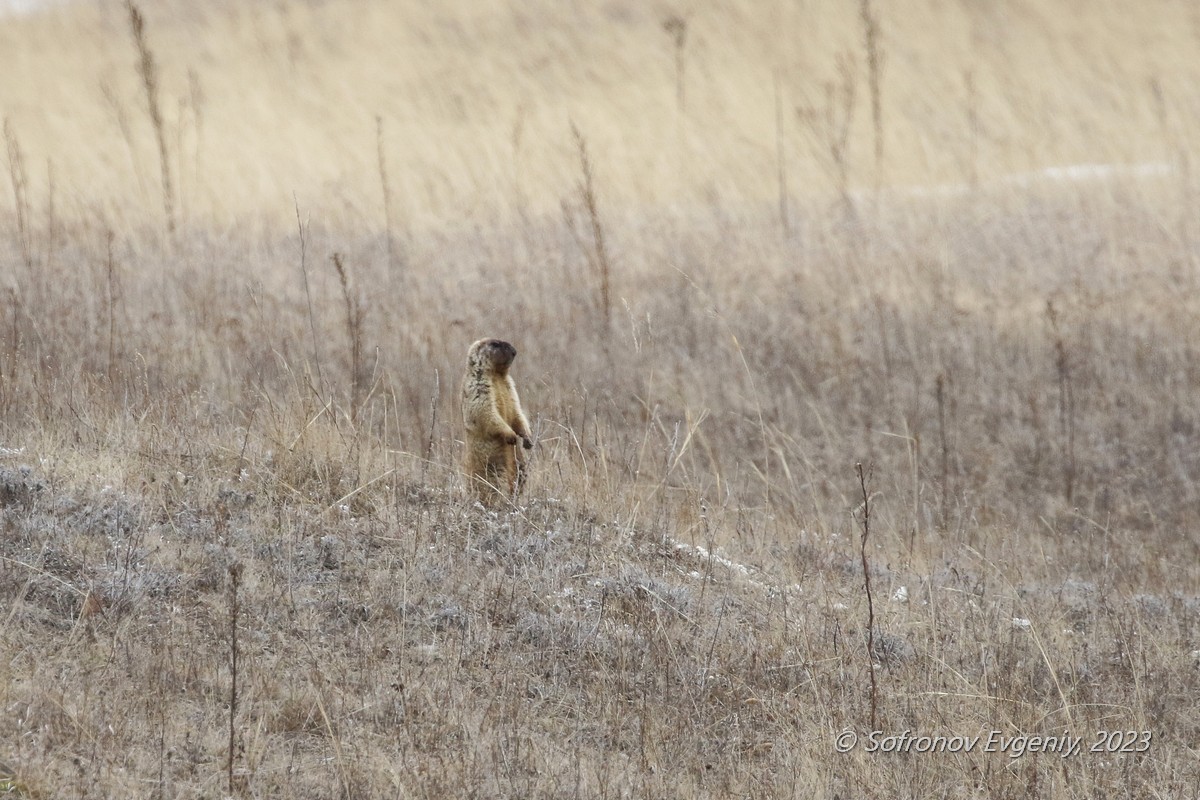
[2,0,1200,797]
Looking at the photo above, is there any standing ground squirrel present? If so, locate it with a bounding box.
[461,338,533,504]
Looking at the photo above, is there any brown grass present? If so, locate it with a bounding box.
[2,0,1200,797]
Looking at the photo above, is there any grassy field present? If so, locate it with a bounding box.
[2,0,1200,797]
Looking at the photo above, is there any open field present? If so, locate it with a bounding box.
[2,0,1200,797]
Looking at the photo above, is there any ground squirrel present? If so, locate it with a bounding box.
[461,338,533,504]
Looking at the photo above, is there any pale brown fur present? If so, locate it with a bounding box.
[461,338,532,504]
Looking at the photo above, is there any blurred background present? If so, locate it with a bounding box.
[2,0,1195,232]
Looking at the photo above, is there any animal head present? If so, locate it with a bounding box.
[468,338,517,374]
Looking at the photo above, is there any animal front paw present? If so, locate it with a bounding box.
[521,436,533,450]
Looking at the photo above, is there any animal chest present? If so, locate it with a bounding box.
[491,376,516,421]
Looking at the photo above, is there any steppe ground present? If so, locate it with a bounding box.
[2,0,1200,797]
